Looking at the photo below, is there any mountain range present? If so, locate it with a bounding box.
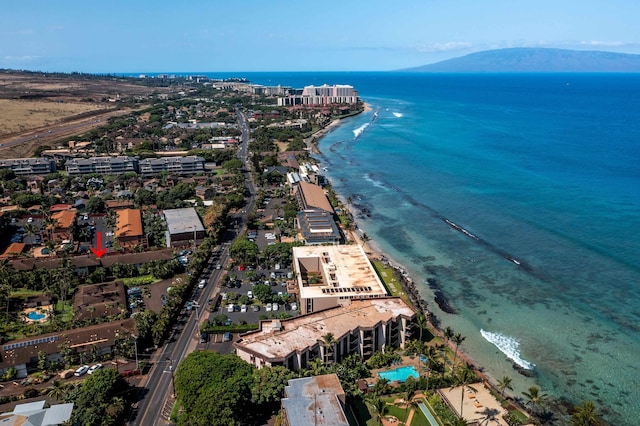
[402,48,640,72]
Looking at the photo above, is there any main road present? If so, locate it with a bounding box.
[131,107,255,425]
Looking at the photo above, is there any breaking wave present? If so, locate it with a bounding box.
[480,329,535,370]
[353,123,369,139]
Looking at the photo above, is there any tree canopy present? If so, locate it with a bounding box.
[174,351,256,425]
[70,368,131,426]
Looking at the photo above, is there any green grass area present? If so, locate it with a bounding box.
[383,397,409,423]
[371,260,413,307]
[9,288,45,299]
[54,300,74,322]
[410,407,435,426]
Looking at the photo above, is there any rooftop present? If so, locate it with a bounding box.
[293,245,388,300]
[116,208,143,238]
[163,207,205,234]
[234,298,414,362]
[282,374,348,426]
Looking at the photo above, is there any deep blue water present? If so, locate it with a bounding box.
[159,71,640,424]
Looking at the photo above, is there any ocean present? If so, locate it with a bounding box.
[220,72,640,424]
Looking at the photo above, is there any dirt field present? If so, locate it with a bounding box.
[0,99,106,136]
[0,71,175,158]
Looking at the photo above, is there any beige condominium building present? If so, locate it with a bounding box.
[292,245,388,315]
[234,297,415,371]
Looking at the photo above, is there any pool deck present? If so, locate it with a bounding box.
[22,305,53,323]
[439,385,510,425]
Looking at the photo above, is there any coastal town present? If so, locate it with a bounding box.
[0,70,594,426]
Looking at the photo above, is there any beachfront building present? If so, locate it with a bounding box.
[0,158,56,176]
[292,245,388,315]
[162,207,206,248]
[281,374,348,426]
[296,209,341,245]
[277,84,358,106]
[293,181,333,214]
[65,156,138,176]
[234,298,415,371]
[138,155,205,176]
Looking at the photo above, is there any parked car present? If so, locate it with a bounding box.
[272,303,279,311]
[252,305,260,312]
[74,365,90,376]
[227,304,235,313]
[265,303,272,312]
[27,217,33,223]
[291,302,298,311]
[88,363,102,374]
[200,333,209,343]
[198,279,206,289]
[241,304,247,313]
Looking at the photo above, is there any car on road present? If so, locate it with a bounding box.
[74,365,90,376]
[27,217,33,223]
[88,363,102,374]
[186,301,194,311]
[198,279,206,289]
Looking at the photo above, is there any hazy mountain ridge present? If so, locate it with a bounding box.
[402,48,640,72]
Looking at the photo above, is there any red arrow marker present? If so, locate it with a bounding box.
[91,231,107,258]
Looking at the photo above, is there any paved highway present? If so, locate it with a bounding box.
[131,107,255,425]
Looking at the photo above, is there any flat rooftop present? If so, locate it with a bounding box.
[162,207,205,234]
[293,245,388,300]
[235,298,414,361]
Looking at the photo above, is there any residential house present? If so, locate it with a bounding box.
[0,401,74,426]
[115,209,146,249]
[73,281,127,321]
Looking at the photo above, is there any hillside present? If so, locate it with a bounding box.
[402,48,640,73]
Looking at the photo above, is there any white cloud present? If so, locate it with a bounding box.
[3,55,40,62]
[414,42,473,53]
[579,40,628,47]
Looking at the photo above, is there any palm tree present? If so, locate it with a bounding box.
[522,385,548,416]
[47,380,68,401]
[321,332,337,366]
[366,395,388,426]
[404,388,416,418]
[423,345,439,393]
[497,376,513,399]
[443,326,454,344]
[416,314,428,343]
[571,401,601,426]
[454,364,476,418]
[23,223,38,244]
[451,332,466,367]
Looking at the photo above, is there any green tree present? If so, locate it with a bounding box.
[252,283,272,303]
[522,385,548,416]
[571,401,601,426]
[86,196,106,213]
[70,368,130,426]
[174,351,256,426]
[321,332,337,366]
[454,364,477,418]
[497,376,513,399]
[451,332,466,367]
[251,365,296,405]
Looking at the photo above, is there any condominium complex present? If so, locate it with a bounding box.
[277,84,358,106]
[65,156,137,176]
[138,156,205,176]
[0,158,56,176]
[296,209,341,245]
[64,155,205,176]
[292,245,388,315]
[234,298,415,371]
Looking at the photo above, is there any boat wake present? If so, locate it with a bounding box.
[481,329,535,370]
[353,123,370,139]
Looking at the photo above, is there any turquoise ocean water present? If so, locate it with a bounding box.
[213,72,640,423]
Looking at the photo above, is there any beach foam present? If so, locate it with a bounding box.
[480,329,535,370]
[353,123,369,139]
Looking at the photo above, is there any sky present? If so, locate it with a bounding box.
[3,0,640,73]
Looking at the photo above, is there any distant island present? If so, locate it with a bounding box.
[401,47,640,72]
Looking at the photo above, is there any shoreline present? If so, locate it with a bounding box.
[310,107,527,406]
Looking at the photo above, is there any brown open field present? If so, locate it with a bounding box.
[0,71,175,158]
[0,99,107,136]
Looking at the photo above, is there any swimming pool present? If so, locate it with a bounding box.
[378,365,419,383]
[27,311,46,321]
[416,400,439,426]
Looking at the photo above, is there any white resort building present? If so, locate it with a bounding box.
[291,245,389,315]
[234,298,415,371]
